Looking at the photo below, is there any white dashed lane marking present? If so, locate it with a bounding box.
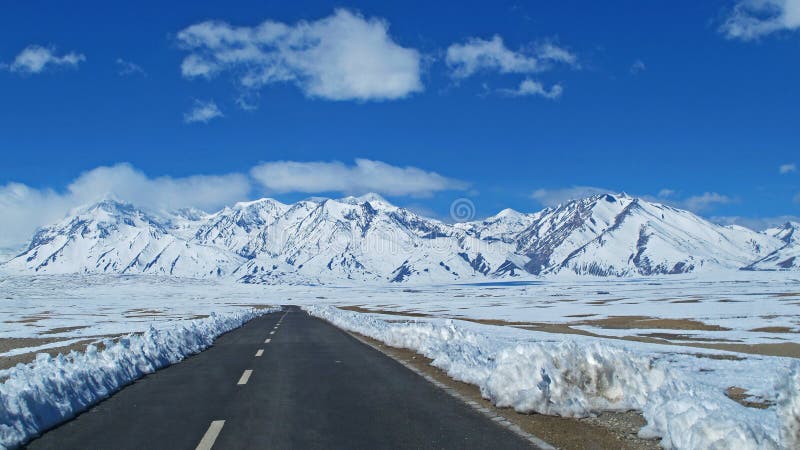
[237,370,253,385]
[195,420,225,450]
[264,338,271,343]
[255,349,264,357]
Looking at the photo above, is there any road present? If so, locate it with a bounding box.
[25,306,536,449]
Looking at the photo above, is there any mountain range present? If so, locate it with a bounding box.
[2,193,797,283]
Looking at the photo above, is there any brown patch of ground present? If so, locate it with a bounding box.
[774,292,800,298]
[749,326,796,333]
[0,334,130,372]
[40,325,90,335]
[349,331,660,450]
[0,337,61,354]
[688,353,744,361]
[725,387,772,409]
[3,311,55,324]
[0,339,97,371]
[637,332,737,343]
[576,316,729,331]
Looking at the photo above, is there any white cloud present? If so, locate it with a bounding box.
[6,45,85,74]
[530,186,614,207]
[679,192,733,212]
[780,163,797,174]
[445,35,576,79]
[721,0,800,40]
[250,159,467,197]
[630,59,646,75]
[0,164,251,248]
[116,58,145,76]
[658,188,675,198]
[184,100,223,123]
[176,9,423,102]
[500,78,563,99]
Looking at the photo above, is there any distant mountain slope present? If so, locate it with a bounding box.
[464,194,779,276]
[2,200,244,277]
[195,194,516,283]
[534,195,778,276]
[744,222,800,270]
[1,193,793,282]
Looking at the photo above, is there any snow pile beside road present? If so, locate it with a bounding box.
[0,307,279,449]
[779,371,800,448]
[639,378,782,448]
[304,305,799,449]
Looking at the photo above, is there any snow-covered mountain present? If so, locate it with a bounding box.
[744,222,800,270]
[2,200,244,277]
[1,193,793,282]
[514,194,778,276]
[194,193,515,283]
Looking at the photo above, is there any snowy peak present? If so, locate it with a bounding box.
[456,208,534,243]
[766,222,800,245]
[337,192,396,209]
[1,193,795,282]
[514,193,637,274]
[4,200,243,277]
[511,193,782,276]
[746,222,800,270]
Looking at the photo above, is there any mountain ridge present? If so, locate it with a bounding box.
[2,193,796,283]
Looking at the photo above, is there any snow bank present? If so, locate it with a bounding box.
[304,305,799,449]
[779,371,800,448]
[639,379,782,449]
[0,307,279,449]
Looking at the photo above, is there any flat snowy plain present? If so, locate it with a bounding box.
[1,272,799,448]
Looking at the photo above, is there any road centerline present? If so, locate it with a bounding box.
[195,420,225,450]
[237,369,253,385]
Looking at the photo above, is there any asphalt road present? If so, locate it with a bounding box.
[25,306,535,449]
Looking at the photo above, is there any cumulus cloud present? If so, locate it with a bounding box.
[250,159,467,197]
[445,35,576,79]
[780,163,797,174]
[681,192,733,212]
[530,186,614,207]
[499,78,563,99]
[720,0,800,40]
[116,58,145,76]
[184,100,223,123]
[0,164,251,247]
[658,188,675,198]
[5,45,85,74]
[176,9,423,102]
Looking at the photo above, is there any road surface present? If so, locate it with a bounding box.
[25,306,536,449]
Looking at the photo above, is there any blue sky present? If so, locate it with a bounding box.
[1,0,798,246]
